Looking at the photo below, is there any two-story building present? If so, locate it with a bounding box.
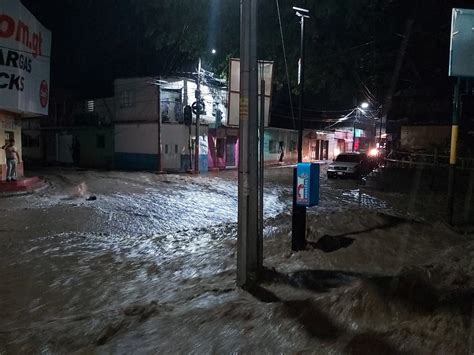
[113,76,227,172]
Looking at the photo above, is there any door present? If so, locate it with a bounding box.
[320,140,329,160]
[226,138,236,167]
[310,140,318,160]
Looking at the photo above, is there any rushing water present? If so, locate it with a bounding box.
[2,167,428,353]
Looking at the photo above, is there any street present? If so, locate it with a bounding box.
[0,166,472,353]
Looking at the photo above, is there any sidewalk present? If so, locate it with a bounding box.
[0,177,46,196]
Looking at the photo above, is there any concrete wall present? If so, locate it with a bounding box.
[161,124,208,172]
[22,130,42,161]
[77,128,114,169]
[115,122,159,170]
[400,125,451,151]
[115,122,208,172]
[114,77,158,123]
[264,128,298,163]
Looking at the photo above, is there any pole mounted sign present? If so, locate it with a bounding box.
[449,8,474,78]
[296,163,319,207]
[0,0,51,116]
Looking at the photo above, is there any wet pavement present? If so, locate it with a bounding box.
[0,166,472,353]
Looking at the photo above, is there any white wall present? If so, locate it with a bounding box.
[161,124,190,170]
[115,122,208,172]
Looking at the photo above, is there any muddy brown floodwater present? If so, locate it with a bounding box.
[0,167,472,354]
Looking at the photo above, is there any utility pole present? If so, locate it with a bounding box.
[292,6,309,251]
[237,0,260,288]
[448,77,461,224]
[353,110,358,152]
[259,76,265,270]
[194,59,202,174]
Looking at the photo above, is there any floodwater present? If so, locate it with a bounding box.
[0,167,472,353]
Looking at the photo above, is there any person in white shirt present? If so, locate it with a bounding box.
[2,139,21,182]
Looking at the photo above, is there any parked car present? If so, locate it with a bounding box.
[327,152,373,179]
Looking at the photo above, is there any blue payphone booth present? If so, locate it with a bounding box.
[296,163,320,207]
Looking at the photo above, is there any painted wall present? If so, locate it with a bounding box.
[264,128,298,163]
[115,122,158,170]
[115,122,208,172]
[163,124,208,173]
[208,128,239,170]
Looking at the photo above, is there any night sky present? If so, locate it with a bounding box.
[20,0,474,109]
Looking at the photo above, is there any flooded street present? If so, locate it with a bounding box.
[0,166,472,354]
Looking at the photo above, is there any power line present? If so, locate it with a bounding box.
[275,0,296,130]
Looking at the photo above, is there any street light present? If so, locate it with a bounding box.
[360,102,369,110]
[292,6,310,252]
[211,48,217,55]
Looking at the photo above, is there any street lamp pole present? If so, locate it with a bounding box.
[353,109,358,152]
[292,6,309,252]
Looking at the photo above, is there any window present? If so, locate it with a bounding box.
[96,134,105,149]
[86,100,95,112]
[269,140,279,154]
[175,144,178,154]
[165,145,169,154]
[120,90,133,108]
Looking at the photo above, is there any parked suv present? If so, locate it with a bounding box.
[327,152,371,179]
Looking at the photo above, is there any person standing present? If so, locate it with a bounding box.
[278,141,285,163]
[2,139,21,182]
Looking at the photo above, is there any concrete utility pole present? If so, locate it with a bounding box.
[194,59,202,174]
[448,77,461,224]
[292,6,309,251]
[237,0,260,288]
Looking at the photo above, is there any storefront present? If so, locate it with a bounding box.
[208,127,239,170]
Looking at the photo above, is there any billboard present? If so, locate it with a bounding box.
[0,0,51,115]
[228,58,273,127]
[449,8,474,78]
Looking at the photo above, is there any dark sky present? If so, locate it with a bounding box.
[22,0,156,98]
[20,0,474,106]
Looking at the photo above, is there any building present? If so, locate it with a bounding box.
[0,0,52,180]
[21,93,115,169]
[113,76,223,172]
